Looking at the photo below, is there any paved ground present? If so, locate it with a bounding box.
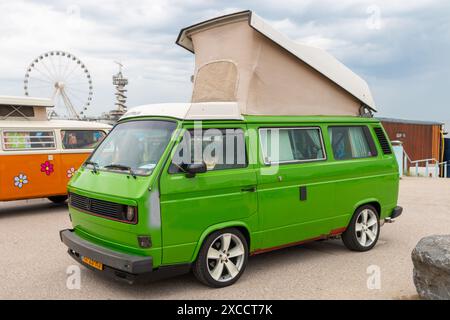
[0,177,449,300]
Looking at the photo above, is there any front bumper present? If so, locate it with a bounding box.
[60,229,190,283]
[60,229,153,283]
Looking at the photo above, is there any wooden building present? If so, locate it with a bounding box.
[379,117,445,163]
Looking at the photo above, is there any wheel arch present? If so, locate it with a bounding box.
[353,199,381,218]
[342,199,382,227]
[190,221,252,262]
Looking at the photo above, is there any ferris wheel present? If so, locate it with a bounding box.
[24,51,93,119]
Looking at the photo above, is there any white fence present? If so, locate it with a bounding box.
[402,151,448,178]
[391,141,448,178]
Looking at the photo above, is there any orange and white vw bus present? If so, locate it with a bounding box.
[0,95,111,203]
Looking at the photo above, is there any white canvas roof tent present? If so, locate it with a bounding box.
[0,95,53,121]
[176,10,377,117]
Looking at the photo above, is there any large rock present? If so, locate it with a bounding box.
[412,235,450,300]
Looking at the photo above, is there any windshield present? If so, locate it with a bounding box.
[87,120,177,176]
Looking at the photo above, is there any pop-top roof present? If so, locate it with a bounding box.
[177,10,376,113]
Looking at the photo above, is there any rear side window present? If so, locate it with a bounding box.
[61,130,106,149]
[329,126,377,160]
[259,127,326,164]
[2,131,56,150]
[169,128,247,173]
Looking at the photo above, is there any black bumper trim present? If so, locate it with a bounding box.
[66,248,191,284]
[60,229,153,274]
[390,206,403,219]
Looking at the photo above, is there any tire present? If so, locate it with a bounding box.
[193,228,248,288]
[342,205,380,252]
[48,195,68,204]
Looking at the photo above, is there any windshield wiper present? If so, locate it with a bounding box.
[104,164,136,178]
[85,160,99,174]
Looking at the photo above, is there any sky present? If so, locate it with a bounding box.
[0,0,449,126]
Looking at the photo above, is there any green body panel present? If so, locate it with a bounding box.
[68,119,183,267]
[158,122,258,264]
[67,115,399,271]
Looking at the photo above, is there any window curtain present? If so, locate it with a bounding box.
[278,130,294,161]
[260,129,269,162]
[260,129,294,163]
[306,129,323,158]
[348,127,370,157]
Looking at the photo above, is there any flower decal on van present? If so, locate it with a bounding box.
[40,161,54,176]
[14,174,29,189]
[67,167,76,178]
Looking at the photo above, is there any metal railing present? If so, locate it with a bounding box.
[402,150,448,178]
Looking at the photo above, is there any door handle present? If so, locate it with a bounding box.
[299,186,307,201]
[241,186,256,192]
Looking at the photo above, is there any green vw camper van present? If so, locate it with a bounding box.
[60,102,402,287]
[60,11,402,287]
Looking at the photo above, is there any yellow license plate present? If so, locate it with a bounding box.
[82,256,103,271]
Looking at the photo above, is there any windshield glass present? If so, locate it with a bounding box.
[87,120,177,176]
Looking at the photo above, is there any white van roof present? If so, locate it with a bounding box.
[0,95,53,107]
[121,102,243,121]
[0,119,111,130]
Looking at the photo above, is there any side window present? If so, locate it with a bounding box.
[259,127,325,164]
[61,130,106,149]
[2,131,56,150]
[169,128,247,173]
[328,126,377,160]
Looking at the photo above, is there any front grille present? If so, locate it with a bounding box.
[373,127,392,155]
[69,193,134,223]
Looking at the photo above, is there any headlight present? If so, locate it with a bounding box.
[126,206,137,222]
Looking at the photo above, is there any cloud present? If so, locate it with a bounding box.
[0,0,201,114]
[0,0,449,121]
[259,0,450,121]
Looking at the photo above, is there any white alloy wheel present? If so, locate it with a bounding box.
[206,233,245,282]
[355,208,379,247]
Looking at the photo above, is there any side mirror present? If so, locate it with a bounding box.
[184,162,207,178]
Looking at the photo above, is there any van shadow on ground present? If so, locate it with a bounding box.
[78,239,349,298]
[0,201,66,219]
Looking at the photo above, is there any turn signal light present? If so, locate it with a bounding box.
[138,236,152,248]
